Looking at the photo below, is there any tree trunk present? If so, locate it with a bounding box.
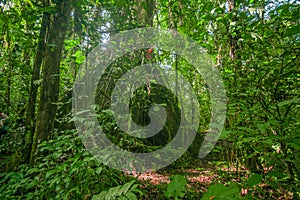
[30,0,72,165]
[227,0,238,60]
[134,0,155,27]
[24,0,50,163]
[6,57,12,116]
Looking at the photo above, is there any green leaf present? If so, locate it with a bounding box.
[92,191,107,200]
[45,169,60,179]
[164,175,187,199]
[42,6,56,12]
[237,126,254,133]
[246,174,262,188]
[220,130,231,139]
[108,185,120,198]
[33,79,43,85]
[26,167,40,175]
[201,184,240,200]
[92,180,139,200]
[288,141,300,150]
[257,123,269,134]
[0,172,18,184]
[119,180,135,195]
[124,191,137,200]
[115,0,125,7]
[201,14,212,20]
[285,24,300,36]
[95,166,103,174]
[117,196,128,200]
[278,98,300,107]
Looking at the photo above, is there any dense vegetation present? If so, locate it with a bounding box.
[0,0,299,199]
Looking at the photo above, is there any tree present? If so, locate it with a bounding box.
[24,0,50,163]
[30,0,73,165]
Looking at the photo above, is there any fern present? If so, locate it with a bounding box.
[92,180,142,200]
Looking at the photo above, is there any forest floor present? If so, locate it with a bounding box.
[125,159,295,199]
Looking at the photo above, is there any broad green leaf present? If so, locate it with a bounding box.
[164,175,187,199]
[246,174,262,188]
[201,184,240,200]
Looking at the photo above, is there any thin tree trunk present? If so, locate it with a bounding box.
[30,0,72,165]
[6,58,12,116]
[24,0,50,163]
[228,0,237,60]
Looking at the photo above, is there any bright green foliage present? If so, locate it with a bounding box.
[92,180,143,200]
[201,184,241,200]
[164,175,187,200]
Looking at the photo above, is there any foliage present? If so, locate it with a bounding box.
[0,0,299,199]
[246,174,262,188]
[92,180,143,200]
[164,175,187,200]
[201,184,241,200]
[0,130,140,199]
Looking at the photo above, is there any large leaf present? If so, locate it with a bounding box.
[164,175,187,199]
[201,184,240,200]
[246,174,262,188]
